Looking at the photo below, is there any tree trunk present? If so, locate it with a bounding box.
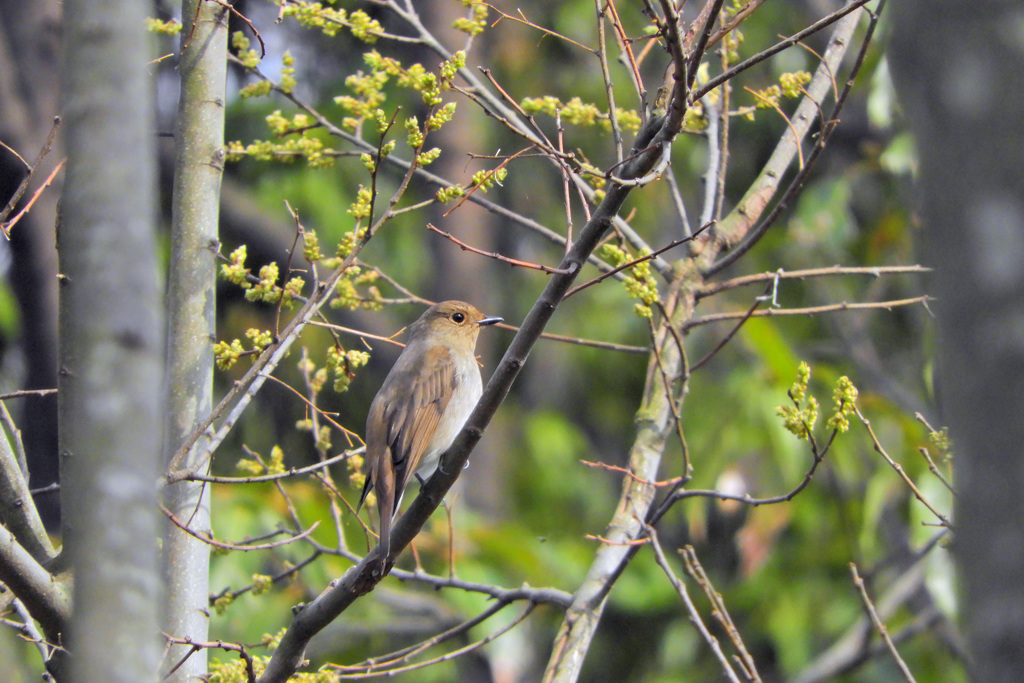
[58,0,163,679]
[890,1,1024,679]
[161,2,228,679]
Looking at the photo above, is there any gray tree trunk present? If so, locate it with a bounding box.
[161,2,228,679]
[890,1,1024,679]
[58,0,163,680]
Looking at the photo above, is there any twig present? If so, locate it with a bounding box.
[210,551,321,605]
[0,116,62,235]
[917,447,955,494]
[0,388,58,400]
[580,460,684,487]
[331,602,537,678]
[849,563,918,683]
[855,406,952,528]
[647,527,744,683]
[12,598,53,663]
[564,222,712,299]
[706,0,769,48]
[683,296,932,331]
[265,374,360,439]
[705,1,876,276]
[745,85,805,169]
[660,423,839,513]
[1,159,66,238]
[163,635,257,683]
[690,285,768,372]
[605,0,646,106]
[0,400,29,481]
[427,223,574,274]
[792,529,948,683]
[691,0,872,103]
[487,5,595,52]
[700,95,722,229]
[557,112,574,252]
[595,0,624,162]
[179,450,358,484]
[28,482,60,497]
[212,0,265,57]
[440,146,532,218]
[699,265,931,299]
[161,504,320,551]
[680,546,762,682]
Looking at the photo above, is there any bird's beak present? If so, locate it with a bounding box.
[478,316,503,326]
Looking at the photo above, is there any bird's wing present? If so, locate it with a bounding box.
[380,344,458,513]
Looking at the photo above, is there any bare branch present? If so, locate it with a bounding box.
[855,406,953,529]
[684,296,932,332]
[647,529,744,683]
[849,563,919,683]
[427,223,574,274]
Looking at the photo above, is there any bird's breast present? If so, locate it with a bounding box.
[415,353,483,477]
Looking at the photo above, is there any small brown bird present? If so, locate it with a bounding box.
[359,300,502,567]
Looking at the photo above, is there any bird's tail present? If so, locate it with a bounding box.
[373,450,396,571]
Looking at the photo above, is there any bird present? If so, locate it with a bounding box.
[358,300,502,569]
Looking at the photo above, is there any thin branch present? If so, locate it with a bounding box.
[0,388,58,400]
[565,223,712,299]
[1,158,66,238]
[210,551,321,605]
[335,603,537,679]
[793,532,948,683]
[596,0,624,162]
[487,5,595,52]
[855,406,952,529]
[680,546,762,682]
[658,424,839,513]
[213,0,265,57]
[663,165,693,237]
[691,0,872,103]
[0,524,70,643]
[427,223,573,274]
[605,0,646,107]
[699,265,931,299]
[705,1,875,276]
[0,116,61,236]
[161,504,320,551]
[647,528,744,683]
[700,95,722,229]
[14,599,57,667]
[917,447,955,494]
[336,599,512,673]
[265,374,360,439]
[849,563,918,683]
[690,285,767,372]
[179,449,358,484]
[0,407,55,564]
[745,85,805,169]
[683,296,932,332]
[580,460,684,487]
[0,401,29,482]
[163,635,258,683]
[706,0,769,48]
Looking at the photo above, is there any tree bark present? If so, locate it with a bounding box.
[58,0,163,679]
[161,2,228,679]
[890,1,1024,679]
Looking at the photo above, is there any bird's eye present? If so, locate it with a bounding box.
[451,312,466,324]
